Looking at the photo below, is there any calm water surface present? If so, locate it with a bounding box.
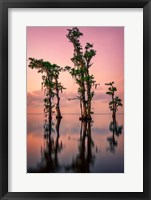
[27,114,124,173]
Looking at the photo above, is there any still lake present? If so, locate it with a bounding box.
[27,114,124,173]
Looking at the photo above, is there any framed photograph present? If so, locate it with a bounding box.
[0,0,150,199]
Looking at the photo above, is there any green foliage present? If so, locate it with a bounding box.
[105,82,123,114]
[28,57,65,117]
[66,27,98,117]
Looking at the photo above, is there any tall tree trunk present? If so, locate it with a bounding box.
[79,80,87,120]
[112,111,116,122]
[48,88,52,133]
[86,69,92,119]
[80,64,87,119]
[81,96,87,118]
[55,78,62,118]
[86,83,91,119]
[80,100,82,117]
[72,42,87,120]
[55,118,61,136]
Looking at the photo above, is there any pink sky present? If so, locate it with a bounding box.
[27,27,124,114]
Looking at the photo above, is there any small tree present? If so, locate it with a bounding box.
[105,82,122,120]
[66,27,98,120]
[28,58,65,120]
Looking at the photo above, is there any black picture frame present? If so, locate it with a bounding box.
[0,0,150,199]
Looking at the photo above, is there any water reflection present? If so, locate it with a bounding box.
[28,118,63,173]
[65,121,96,173]
[27,114,124,173]
[106,117,123,153]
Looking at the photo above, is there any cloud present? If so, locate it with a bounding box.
[27,90,44,107]
[59,91,79,107]
[93,92,108,101]
[60,91,78,100]
[27,88,124,114]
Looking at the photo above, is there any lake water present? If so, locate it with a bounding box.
[27,114,124,173]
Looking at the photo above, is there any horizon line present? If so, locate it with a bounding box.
[27,113,124,115]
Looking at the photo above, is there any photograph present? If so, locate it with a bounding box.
[27,26,124,173]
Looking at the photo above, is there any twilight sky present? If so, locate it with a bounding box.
[27,26,124,114]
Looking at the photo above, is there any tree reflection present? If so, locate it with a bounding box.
[42,117,63,172]
[28,117,63,173]
[66,121,95,173]
[106,116,123,153]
